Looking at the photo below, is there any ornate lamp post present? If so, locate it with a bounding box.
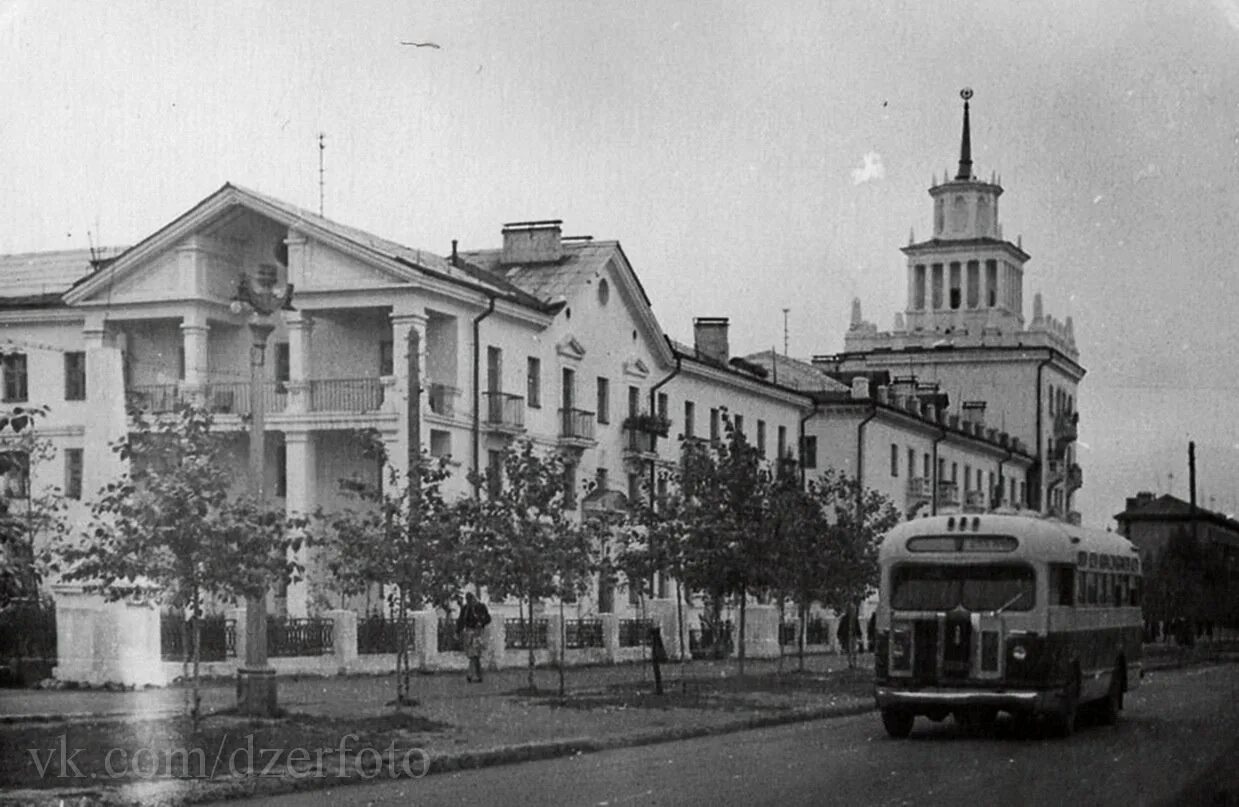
[230,263,294,716]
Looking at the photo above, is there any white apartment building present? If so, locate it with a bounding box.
[0,179,1036,679]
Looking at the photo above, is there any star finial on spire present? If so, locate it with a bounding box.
[955,88,973,181]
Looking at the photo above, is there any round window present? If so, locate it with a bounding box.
[598,278,610,306]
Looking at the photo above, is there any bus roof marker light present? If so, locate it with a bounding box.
[972,517,981,531]
[947,517,956,530]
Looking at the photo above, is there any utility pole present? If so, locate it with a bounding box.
[318,133,326,217]
[782,308,790,356]
[1189,441,1198,544]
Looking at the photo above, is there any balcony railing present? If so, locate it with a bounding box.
[1067,463,1083,491]
[559,408,596,442]
[205,381,287,415]
[624,429,657,455]
[426,383,461,418]
[937,481,960,506]
[1054,411,1079,443]
[483,391,526,431]
[309,377,383,413]
[906,477,931,500]
[126,384,182,413]
[964,490,986,509]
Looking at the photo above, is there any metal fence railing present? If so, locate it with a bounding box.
[267,617,334,657]
[159,613,236,662]
[618,618,653,648]
[437,619,463,653]
[564,618,604,649]
[126,384,182,413]
[308,377,383,413]
[0,600,56,661]
[504,618,549,650]
[558,408,596,441]
[483,391,526,430]
[427,383,461,418]
[205,381,287,415]
[357,615,414,655]
[688,620,734,659]
[805,618,831,646]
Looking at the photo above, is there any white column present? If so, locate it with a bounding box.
[82,318,128,496]
[284,431,316,618]
[388,310,428,479]
[180,311,210,404]
[283,310,313,413]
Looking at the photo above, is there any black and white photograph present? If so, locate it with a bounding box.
[1,1,1238,805]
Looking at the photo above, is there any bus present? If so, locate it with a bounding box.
[873,512,1143,738]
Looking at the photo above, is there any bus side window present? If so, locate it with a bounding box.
[1130,576,1141,607]
[1116,574,1127,606]
[1086,572,1098,606]
[1050,564,1075,605]
[1076,570,1086,606]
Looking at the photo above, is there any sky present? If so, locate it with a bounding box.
[2,0,1239,527]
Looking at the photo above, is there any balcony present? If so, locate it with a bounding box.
[126,384,183,413]
[426,383,461,419]
[963,489,986,511]
[483,391,526,434]
[622,428,659,462]
[1054,411,1079,444]
[906,477,931,501]
[1067,463,1083,492]
[204,381,287,415]
[1045,459,1066,486]
[937,481,960,506]
[558,408,597,448]
[308,377,384,413]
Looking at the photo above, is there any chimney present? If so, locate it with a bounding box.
[1126,491,1155,512]
[962,400,987,428]
[501,220,563,265]
[693,317,730,364]
[851,376,870,400]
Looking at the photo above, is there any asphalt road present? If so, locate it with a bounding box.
[236,662,1239,807]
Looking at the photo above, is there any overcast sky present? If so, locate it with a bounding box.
[3,0,1238,527]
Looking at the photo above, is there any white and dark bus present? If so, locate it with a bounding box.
[874,513,1143,737]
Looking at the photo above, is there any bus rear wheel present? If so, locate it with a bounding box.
[881,708,914,739]
[1097,662,1124,725]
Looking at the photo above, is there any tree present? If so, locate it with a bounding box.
[461,438,598,692]
[807,468,901,668]
[676,414,776,675]
[0,405,66,608]
[316,430,467,707]
[50,404,300,728]
[765,471,828,672]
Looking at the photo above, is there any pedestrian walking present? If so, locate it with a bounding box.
[457,591,491,683]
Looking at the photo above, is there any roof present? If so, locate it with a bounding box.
[0,247,126,302]
[225,185,544,307]
[457,240,620,305]
[742,351,849,393]
[1115,493,1239,533]
[882,513,1138,565]
[901,236,1030,262]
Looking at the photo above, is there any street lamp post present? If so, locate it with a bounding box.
[231,263,294,716]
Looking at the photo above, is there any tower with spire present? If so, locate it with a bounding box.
[813,90,1085,519]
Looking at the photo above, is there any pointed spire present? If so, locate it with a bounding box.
[955,88,974,180]
[908,227,915,245]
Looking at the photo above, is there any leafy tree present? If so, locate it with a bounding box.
[0,405,67,608]
[316,430,467,707]
[676,414,776,674]
[765,471,828,672]
[807,468,901,668]
[461,438,598,692]
[49,405,300,728]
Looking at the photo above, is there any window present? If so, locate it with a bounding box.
[628,385,640,418]
[949,262,962,309]
[627,472,641,505]
[562,368,575,410]
[657,392,668,421]
[913,264,926,309]
[684,401,695,438]
[951,462,958,483]
[777,425,787,458]
[1086,572,1098,606]
[801,435,817,469]
[963,465,971,491]
[2,353,28,402]
[908,448,916,480]
[487,347,502,394]
[966,260,979,308]
[890,443,899,477]
[430,429,452,459]
[177,345,185,380]
[487,450,503,498]
[562,461,577,509]
[986,260,998,307]
[891,563,1035,612]
[378,341,392,376]
[757,420,767,456]
[277,343,292,383]
[656,473,668,505]
[596,377,610,424]
[64,352,86,401]
[1049,563,1074,606]
[64,448,83,500]
[275,443,287,498]
[710,408,720,442]
[923,453,931,479]
[931,264,943,308]
[734,414,744,437]
[0,451,29,498]
[526,357,541,408]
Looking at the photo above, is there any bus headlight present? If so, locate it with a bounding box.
[1011,644,1027,661]
[890,625,912,673]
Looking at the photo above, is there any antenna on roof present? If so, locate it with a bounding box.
[318,132,326,216]
[782,308,790,356]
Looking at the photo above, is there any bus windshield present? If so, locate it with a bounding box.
[891,563,1035,612]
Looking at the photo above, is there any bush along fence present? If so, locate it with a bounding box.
[0,599,58,686]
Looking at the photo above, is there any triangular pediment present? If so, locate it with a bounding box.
[556,334,586,361]
[623,357,650,379]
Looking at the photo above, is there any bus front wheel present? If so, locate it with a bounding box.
[1048,668,1081,737]
[881,708,914,739]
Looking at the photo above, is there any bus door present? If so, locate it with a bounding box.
[972,611,1003,680]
